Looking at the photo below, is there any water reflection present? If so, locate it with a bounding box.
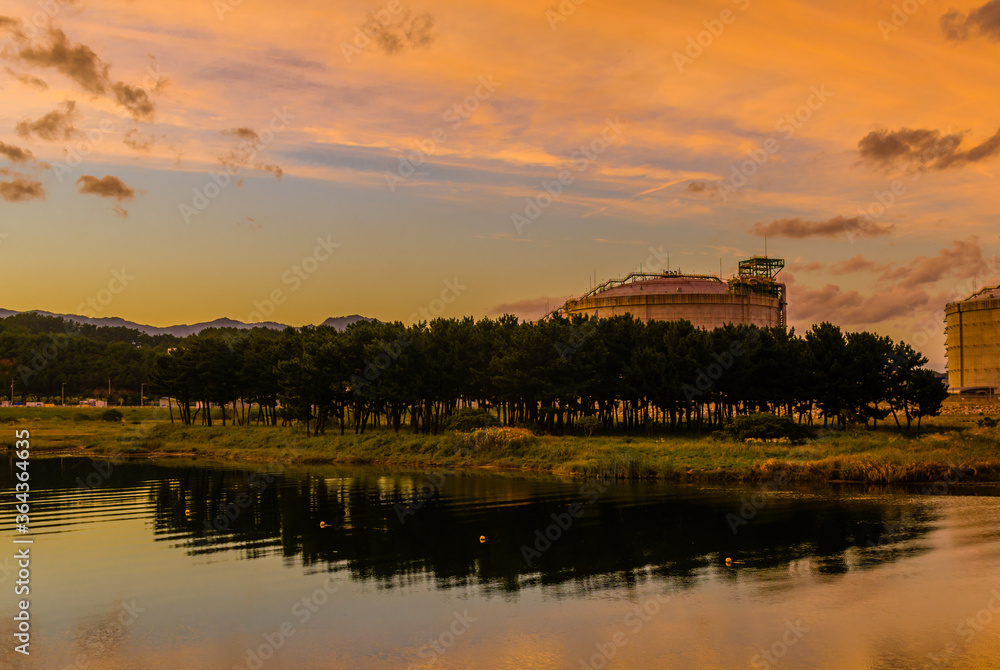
[4,456,1000,669]
[3,456,972,592]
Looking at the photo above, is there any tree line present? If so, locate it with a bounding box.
[0,312,948,434]
[0,312,170,404]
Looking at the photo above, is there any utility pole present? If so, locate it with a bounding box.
[140,383,144,408]
[108,377,111,404]
[62,382,65,407]
[10,377,13,404]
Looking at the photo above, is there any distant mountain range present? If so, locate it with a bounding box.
[0,309,372,337]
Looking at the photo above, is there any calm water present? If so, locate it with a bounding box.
[2,457,1000,669]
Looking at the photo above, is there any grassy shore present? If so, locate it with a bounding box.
[5,404,1000,484]
[7,407,1000,483]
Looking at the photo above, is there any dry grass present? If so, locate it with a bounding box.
[8,406,1000,483]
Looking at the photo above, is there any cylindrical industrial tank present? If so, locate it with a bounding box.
[562,273,784,329]
[945,285,1000,393]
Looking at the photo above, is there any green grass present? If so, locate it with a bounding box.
[6,405,1000,483]
[0,407,171,453]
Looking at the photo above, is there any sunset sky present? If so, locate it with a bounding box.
[2,0,999,368]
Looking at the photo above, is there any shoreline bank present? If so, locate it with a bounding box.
[12,409,1000,485]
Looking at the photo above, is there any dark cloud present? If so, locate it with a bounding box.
[18,28,110,94]
[218,127,283,182]
[0,142,33,164]
[225,127,260,142]
[76,174,135,217]
[857,126,1000,170]
[751,215,893,239]
[789,240,988,328]
[0,16,23,40]
[76,174,134,199]
[941,0,1000,40]
[12,28,162,119]
[111,82,154,120]
[259,163,283,179]
[789,280,933,327]
[9,70,48,89]
[879,239,985,287]
[15,101,80,141]
[123,128,154,152]
[0,177,44,202]
[829,255,886,275]
[857,128,953,166]
[364,10,436,55]
[948,129,1000,165]
[685,180,722,196]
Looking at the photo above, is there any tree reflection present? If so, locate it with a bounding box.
[12,457,952,593]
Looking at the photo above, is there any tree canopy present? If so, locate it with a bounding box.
[0,313,949,433]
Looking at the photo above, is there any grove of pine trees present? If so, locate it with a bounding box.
[0,312,949,436]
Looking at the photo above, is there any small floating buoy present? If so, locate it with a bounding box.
[725,557,733,567]
[319,521,327,528]
[184,509,190,516]
[479,535,486,544]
